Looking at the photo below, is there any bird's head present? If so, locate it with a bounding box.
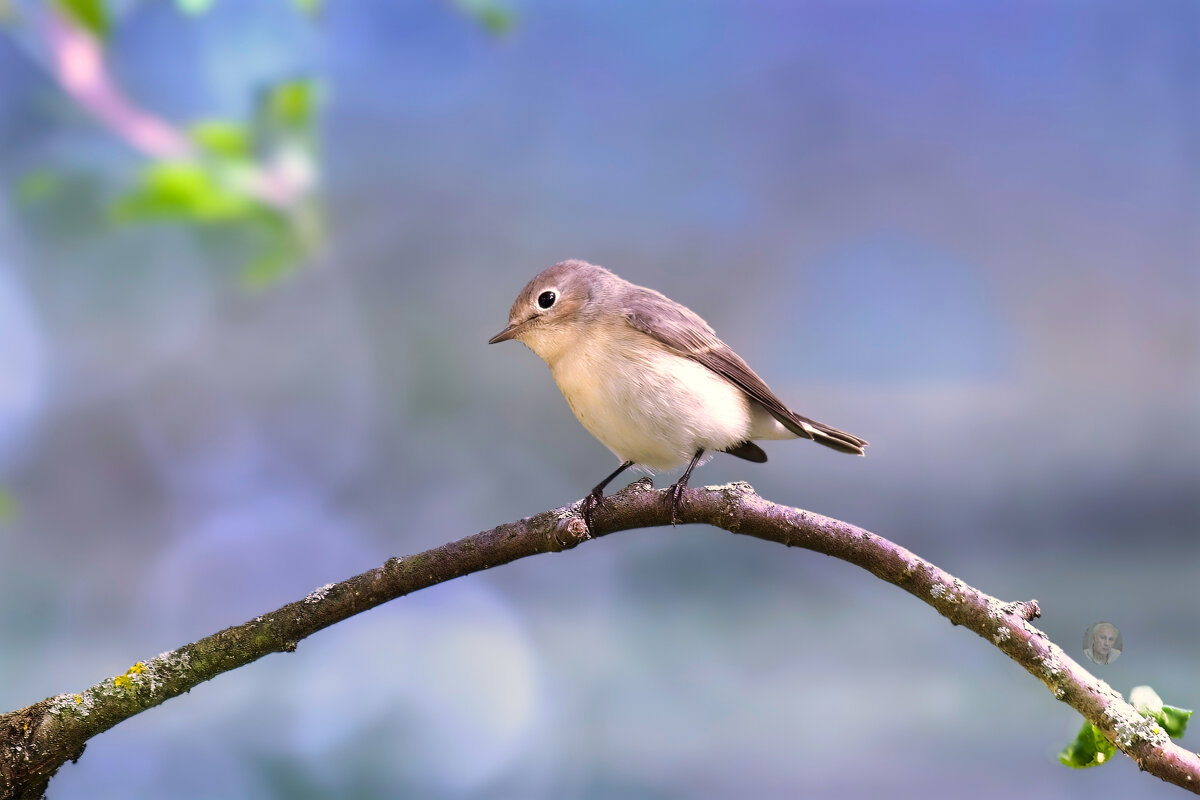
[488,260,618,363]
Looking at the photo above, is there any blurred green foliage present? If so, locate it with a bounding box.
[257,79,319,139]
[16,171,58,204]
[174,0,215,14]
[190,121,252,160]
[291,0,323,19]
[453,0,515,35]
[9,1,507,288]
[54,0,109,39]
[108,78,323,288]
[0,488,14,522]
[114,162,256,223]
[175,0,322,18]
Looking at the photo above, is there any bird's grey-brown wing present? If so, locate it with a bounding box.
[622,286,868,455]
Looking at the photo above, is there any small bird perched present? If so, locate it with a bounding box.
[489,260,867,526]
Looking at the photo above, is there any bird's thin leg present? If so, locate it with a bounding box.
[582,460,634,530]
[667,449,705,525]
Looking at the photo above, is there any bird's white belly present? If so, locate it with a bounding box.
[549,334,752,470]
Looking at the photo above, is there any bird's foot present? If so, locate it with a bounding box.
[581,460,635,533]
[667,481,686,526]
[581,489,604,532]
[666,449,703,526]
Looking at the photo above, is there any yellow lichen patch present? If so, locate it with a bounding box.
[112,662,147,690]
[73,694,83,705]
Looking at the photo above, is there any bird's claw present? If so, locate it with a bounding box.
[581,490,603,532]
[668,482,686,526]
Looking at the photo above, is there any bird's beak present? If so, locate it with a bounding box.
[488,320,525,344]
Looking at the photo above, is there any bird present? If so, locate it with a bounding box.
[488,260,867,527]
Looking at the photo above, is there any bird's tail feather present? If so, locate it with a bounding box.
[793,414,868,456]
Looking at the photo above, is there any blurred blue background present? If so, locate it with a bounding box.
[1,1,1198,797]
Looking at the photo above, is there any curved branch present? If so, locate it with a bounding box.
[2,480,1197,798]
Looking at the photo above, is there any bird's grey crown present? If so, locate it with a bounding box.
[508,259,622,322]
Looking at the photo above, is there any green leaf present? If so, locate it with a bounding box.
[1158,706,1193,739]
[1059,721,1116,769]
[190,121,251,160]
[175,0,215,14]
[55,0,109,40]
[113,162,254,223]
[1131,686,1192,739]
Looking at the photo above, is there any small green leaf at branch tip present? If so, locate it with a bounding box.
[55,0,109,39]
[1156,706,1193,739]
[1131,685,1193,739]
[1059,720,1116,768]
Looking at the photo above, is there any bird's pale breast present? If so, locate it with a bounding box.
[548,324,753,470]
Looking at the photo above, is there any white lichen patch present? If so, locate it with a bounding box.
[135,649,191,694]
[1055,687,1066,699]
[47,692,94,717]
[1040,654,1063,678]
[993,626,1011,644]
[304,583,335,604]
[986,598,1005,620]
[1104,703,1169,749]
[160,648,191,671]
[47,649,193,717]
[929,583,947,599]
[702,481,754,494]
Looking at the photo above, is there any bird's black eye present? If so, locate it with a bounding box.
[537,290,557,309]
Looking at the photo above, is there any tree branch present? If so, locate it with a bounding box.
[2,479,1197,798]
